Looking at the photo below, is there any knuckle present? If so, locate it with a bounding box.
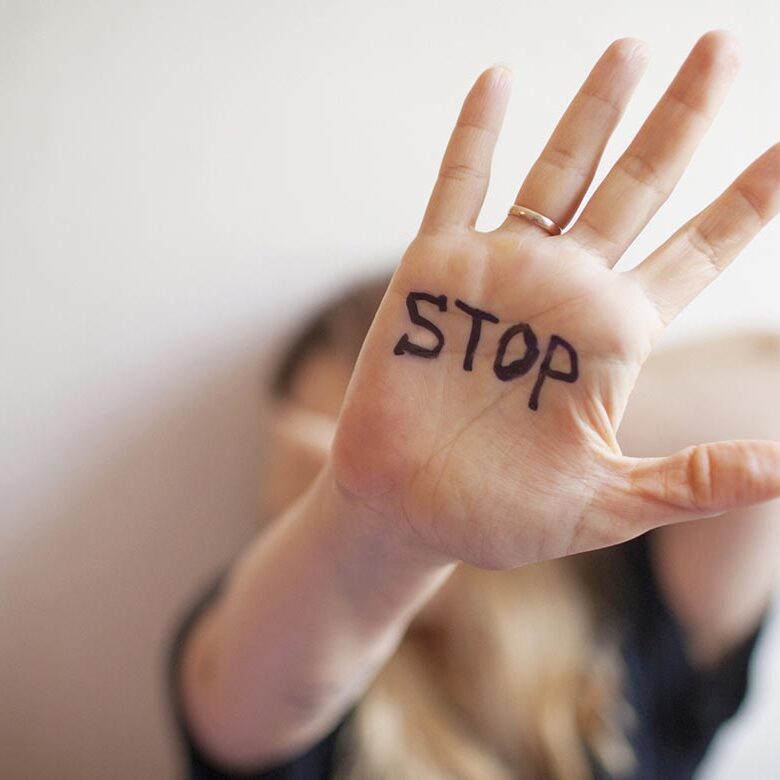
[438,162,487,184]
[733,184,768,226]
[684,445,716,512]
[456,117,498,135]
[663,87,713,124]
[685,222,724,272]
[539,143,590,180]
[617,152,671,198]
[577,87,622,118]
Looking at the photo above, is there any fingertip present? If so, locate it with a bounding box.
[709,439,780,509]
[745,440,780,501]
[753,142,780,186]
[762,141,780,168]
[737,142,780,223]
[486,62,513,88]
[607,37,651,67]
[470,63,512,101]
[695,29,742,73]
[699,28,740,51]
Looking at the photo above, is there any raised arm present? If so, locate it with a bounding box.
[180,464,455,769]
[179,32,780,769]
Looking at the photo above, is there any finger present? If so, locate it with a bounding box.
[620,440,780,531]
[501,38,650,237]
[568,30,741,264]
[419,65,512,233]
[633,143,780,325]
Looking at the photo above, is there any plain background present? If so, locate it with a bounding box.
[1,1,779,777]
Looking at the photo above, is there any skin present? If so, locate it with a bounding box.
[181,31,780,770]
[266,331,780,663]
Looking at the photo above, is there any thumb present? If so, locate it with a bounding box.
[623,439,780,528]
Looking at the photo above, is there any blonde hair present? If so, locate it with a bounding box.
[271,275,637,780]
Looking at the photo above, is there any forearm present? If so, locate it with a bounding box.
[179,461,456,770]
[649,506,780,669]
[620,330,780,669]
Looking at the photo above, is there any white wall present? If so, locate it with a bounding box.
[1,1,779,777]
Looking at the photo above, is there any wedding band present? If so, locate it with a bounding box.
[507,205,562,236]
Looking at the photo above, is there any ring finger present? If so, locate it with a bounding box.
[501,37,649,237]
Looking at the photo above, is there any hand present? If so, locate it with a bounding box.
[331,31,780,570]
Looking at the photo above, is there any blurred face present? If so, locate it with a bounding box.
[262,346,457,627]
[260,347,353,519]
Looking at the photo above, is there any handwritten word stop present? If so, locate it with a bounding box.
[393,291,579,411]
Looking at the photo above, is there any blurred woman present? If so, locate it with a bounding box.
[170,31,780,780]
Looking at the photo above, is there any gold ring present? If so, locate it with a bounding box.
[507,205,562,236]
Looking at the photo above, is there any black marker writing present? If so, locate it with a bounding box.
[393,290,580,411]
[393,292,447,359]
[493,322,539,381]
[528,335,578,411]
[454,299,499,371]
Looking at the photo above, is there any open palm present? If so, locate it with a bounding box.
[332,32,780,570]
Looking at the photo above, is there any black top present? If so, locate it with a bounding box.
[168,534,763,780]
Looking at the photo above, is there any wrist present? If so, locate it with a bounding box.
[306,459,457,622]
[319,456,455,569]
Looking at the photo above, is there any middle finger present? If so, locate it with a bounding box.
[566,30,740,266]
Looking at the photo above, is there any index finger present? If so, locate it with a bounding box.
[419,65,512,233]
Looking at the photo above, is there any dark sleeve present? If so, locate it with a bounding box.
[620,533,766,778]
[167,570,355,780]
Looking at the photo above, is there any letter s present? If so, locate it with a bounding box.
[393,292,448,359]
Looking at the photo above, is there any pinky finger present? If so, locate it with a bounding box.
[632,143,780,325]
